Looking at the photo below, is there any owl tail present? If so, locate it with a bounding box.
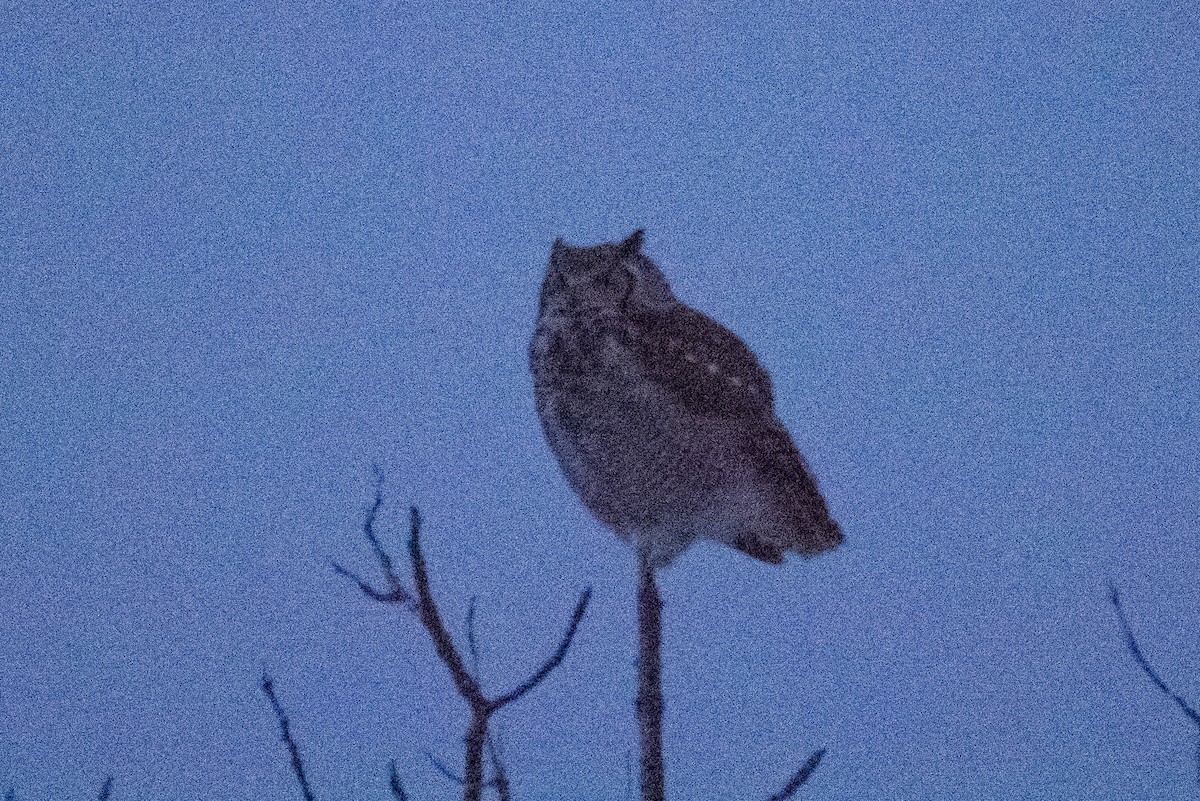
[788,515,844,558]
[730,532,786,564]
[731,513,842,565]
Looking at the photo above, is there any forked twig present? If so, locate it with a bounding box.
[332,465,410,604]
[405,507,592,798]
[335,470,591,801]
[463,598,513,800]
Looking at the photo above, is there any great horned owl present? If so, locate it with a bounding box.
[530,230,842,568]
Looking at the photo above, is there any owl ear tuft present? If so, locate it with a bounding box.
[619,229,645,255]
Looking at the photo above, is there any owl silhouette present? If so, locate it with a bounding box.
[530,230,842,568]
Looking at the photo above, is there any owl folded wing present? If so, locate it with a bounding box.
[630,305,776,419]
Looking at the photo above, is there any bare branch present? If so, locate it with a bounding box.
[336,489,590,800]
[408,507,487,709]
[425,752,503,789]
[331,561,410,603]
[261,672,317,801]
[387,760,407,801]
[464,596,514,800]
[1109,583,1200,726]
[636,555,665,801]
[97,777,113,801]
[332,467,412,604]
[361,466,409,595]
[465,595,481,676]
[491,587,593,712]
[765,748,826,801]
[427,750,465,784]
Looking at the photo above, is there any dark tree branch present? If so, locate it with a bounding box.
[636,553,665,801]
[490,587,592,712]
[333,474,592,801]
[331,466,411,605]
[261,672,317,801]
[765,748,826,801]
[97,777,113,801]
[387,761,408,801]
[407,507,488,709]
[426,730,512,799]
[459,601,515,801]
[463,593,512,796]
[633,552,825,801]
[462,713,489,801]
[403,505,592,800]
[1109,583,1200,726]
[1109,582,1200,786]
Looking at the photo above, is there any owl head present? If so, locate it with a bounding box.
[538,230,676,317]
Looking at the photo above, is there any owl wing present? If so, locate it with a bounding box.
[746,415,843,557]
[630,305,775,419]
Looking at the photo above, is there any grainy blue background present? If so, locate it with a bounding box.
[2,2,1198,799]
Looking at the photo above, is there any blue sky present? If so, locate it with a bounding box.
[2,1,1198,799]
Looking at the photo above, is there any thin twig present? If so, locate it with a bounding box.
[487,730,512,801]
[425,752,502,789]
[337,485,591,801]
[261,672,317,801]
[1109,583,1200,726]
[332,467,411,604]
[765,748,826,801]
[490,587,592,712]
[387,760,408,801]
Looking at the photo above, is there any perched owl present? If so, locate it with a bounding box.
[530,230,842,568]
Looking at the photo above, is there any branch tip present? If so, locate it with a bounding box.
[766,748,826,801]
[1110,584,1200,727]
[387,760,408,801]
[260,672,317,801]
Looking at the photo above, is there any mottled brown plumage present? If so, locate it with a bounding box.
[530,230,841,567]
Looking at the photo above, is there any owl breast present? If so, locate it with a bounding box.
[531,313,774,565]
